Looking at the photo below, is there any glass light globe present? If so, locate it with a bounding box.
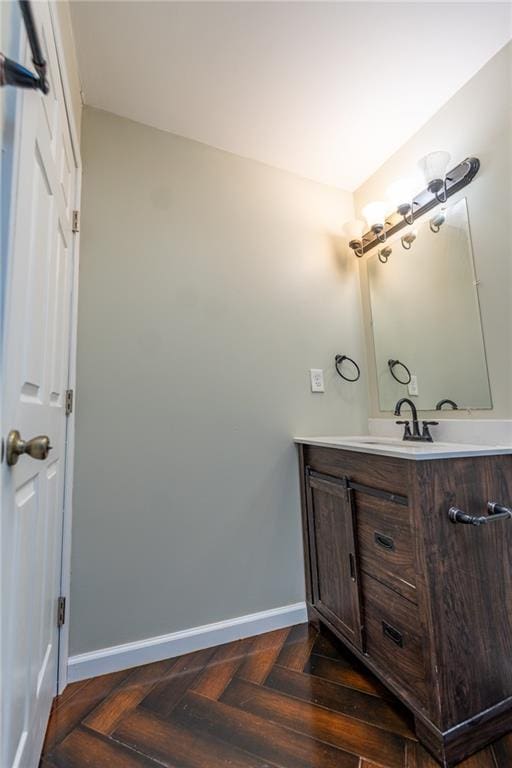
[387,178,416,209]
[343,219,365,242]
[362,201,387,231]
[418,151,451,185]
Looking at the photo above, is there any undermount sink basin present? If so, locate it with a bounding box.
[311,435,439,450]
[342,436,402,446]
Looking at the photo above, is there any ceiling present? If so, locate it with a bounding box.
[70,1,512,191]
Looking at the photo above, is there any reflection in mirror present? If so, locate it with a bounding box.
[368,198,492,412]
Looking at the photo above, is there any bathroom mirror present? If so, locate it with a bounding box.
[367,197,492,412]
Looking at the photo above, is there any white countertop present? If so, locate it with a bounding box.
[294,435,512,461]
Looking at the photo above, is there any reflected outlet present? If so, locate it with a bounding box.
[408,375,419,396]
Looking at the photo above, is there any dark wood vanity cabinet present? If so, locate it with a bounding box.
[298,443,512,767]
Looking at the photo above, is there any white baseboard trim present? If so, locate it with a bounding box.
[67,601,308,683]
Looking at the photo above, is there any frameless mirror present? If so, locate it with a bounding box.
[367,198,492,412]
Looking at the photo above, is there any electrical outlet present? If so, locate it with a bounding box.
[310,369,325,393]
[408,375,419,396]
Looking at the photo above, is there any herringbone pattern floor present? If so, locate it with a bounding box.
[40,624,511,768]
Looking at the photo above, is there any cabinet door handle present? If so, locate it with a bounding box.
[374,532,395,551]
[349,553,356,582]
[449,503,512,526]
[382,621,403,648]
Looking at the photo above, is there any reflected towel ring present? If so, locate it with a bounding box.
[335,355,361,382]
[388,359,412,385]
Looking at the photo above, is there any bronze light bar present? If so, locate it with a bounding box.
[359,156,480,255]
[0,1,49,94]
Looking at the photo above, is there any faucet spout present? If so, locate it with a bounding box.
[394,398,421,438]
[394,397,418,421]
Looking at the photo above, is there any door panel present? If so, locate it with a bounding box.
[306,470,363,648]
[22,142,54,393]
[1,3,77,767]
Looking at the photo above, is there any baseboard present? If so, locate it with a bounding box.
[67,601,307,683]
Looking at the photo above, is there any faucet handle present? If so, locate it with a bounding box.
[421,421,438,442]
[396,420,412,438]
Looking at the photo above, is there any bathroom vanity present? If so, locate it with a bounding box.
[296,436,512,767]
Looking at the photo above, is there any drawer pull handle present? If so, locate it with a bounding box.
[382,621,403,648]
[374,532,395,551]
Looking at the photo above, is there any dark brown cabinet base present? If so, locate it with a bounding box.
[298,443,512,767]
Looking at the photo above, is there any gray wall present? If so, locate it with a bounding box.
[355,42,512,419]
[70,107,367,655]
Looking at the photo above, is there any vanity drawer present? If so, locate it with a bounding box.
[362,573,427,708]
[354,489,417,602]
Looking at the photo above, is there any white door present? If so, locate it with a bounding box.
[1,3,78,767]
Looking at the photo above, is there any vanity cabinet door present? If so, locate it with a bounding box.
[306,469,363,649]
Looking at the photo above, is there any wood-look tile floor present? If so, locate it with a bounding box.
[40,624,512,768]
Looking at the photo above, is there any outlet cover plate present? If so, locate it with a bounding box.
[310,369,325,393]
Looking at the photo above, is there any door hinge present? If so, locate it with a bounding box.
[57,596,66,628]
[65,389,74,416]
[72,210,79,233]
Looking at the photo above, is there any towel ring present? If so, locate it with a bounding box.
[388,359,411,385]
[335,355,361,382]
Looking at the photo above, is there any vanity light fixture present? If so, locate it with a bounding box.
[418,150,451,203]
[343,219,365,257]
[344,156,479,258]
[401,229,417,250]
[429,210,446,233]
[362,201,388,243]
[387,178,416,226]
[378,245,392,264]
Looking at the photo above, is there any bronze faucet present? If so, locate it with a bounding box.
[394,398,438,442]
